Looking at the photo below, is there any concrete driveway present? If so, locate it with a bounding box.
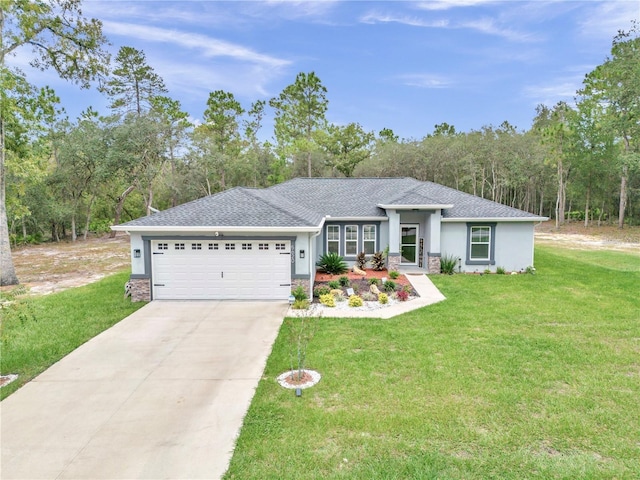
[1,301,287,480]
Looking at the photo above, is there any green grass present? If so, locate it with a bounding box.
[225,246,640,479]
[0,272,145,400]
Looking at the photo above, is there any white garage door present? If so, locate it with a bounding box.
[151,240,292,300]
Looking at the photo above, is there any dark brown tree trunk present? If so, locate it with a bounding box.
[110,185,135,238]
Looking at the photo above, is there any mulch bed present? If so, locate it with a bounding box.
[315,268,411,286]
[314,268,416,298]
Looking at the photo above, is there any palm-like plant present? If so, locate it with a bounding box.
[316,252,348,275]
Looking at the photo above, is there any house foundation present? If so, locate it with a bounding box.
[387,254,401,272]
[427,254,441,274]
[128,277,151,302]
[291,278,311,297]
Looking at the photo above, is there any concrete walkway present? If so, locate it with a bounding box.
[0,301,288,480]
[288,274,446,319]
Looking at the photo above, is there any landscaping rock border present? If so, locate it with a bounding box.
[277,369,321,389]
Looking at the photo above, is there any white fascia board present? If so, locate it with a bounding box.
[110,224,324,233]
[377,204,453,210]
[324,217,388,222]
[441,217,549,223]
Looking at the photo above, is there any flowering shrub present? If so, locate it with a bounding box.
[378,293,389,304]
[396,289,409,302]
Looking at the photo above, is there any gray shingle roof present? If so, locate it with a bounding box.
[115,177,544,229]
[117,187,322,228]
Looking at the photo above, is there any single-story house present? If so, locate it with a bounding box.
[112,177,547,302]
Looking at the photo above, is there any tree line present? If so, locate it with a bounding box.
[1,1,638,286]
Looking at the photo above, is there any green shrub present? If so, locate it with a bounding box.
[371,251,385,271]
[328,280,340,289]
[316,252,348,275]
[383,280,396,292]
[348,295,363,307]
[291,299,310,310]
[389,270,400,280]
[313,285,331,297]
[355,252,367,270]
[319,293,336,307]
[338,276,350,287]
[440,254,458,275]
[378,293,389,304]
[525,266,536,275]
[368,278,379,285]
[291,285,307,301]
[496,266,506,275]
[89,218,112,234]
[484,268,491,275]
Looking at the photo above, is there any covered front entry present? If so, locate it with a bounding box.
[151,239,291,300]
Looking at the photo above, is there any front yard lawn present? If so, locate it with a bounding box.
[225,246,640,479]
[0,271,144,400]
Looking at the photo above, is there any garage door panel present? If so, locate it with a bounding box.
[151,240,291,300]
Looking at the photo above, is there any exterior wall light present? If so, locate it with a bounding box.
[300,250,305,259]
[133,249,141,258]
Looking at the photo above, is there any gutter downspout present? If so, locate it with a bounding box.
[308,218,326,298]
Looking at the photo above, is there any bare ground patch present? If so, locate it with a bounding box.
[2,234,130,296]
[535,221,640,254]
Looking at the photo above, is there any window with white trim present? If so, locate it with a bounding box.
[326,225,339,254]
[258,243,269,250]
[470,226,491,260]
[208,243,219,250]
[345,225,358,256]
[175,243,185,250]
[275,243,286,250]
[191,243,202,250]
[157,243,168,250]
[225,243,235,250]
[363,225,376,255]
[242,243,252,250]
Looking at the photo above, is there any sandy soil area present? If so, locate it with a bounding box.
[534,221,640,254]
[3,234,130,296]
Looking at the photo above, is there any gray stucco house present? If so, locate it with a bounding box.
[112,177,547,301]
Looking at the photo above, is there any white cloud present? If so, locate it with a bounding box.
[416,0,497,11]
[360,11,449,28]
[103,21,291,68]
[460,17,540,42]
[360,10,536,42]
[523,78,581,107]
[579,1,639,39]
[397,73,453,89]
[260,0,341,19]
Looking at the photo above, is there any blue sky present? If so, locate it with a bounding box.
[12,0,640,140]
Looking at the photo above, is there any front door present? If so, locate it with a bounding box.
[400,224,419,265]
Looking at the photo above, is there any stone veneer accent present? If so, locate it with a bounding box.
[387,254,401,272]
[129,278,151,302]
[428,255,441,274]
[291,278,311,296]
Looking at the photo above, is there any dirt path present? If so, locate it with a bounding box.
[2,222,639,297]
